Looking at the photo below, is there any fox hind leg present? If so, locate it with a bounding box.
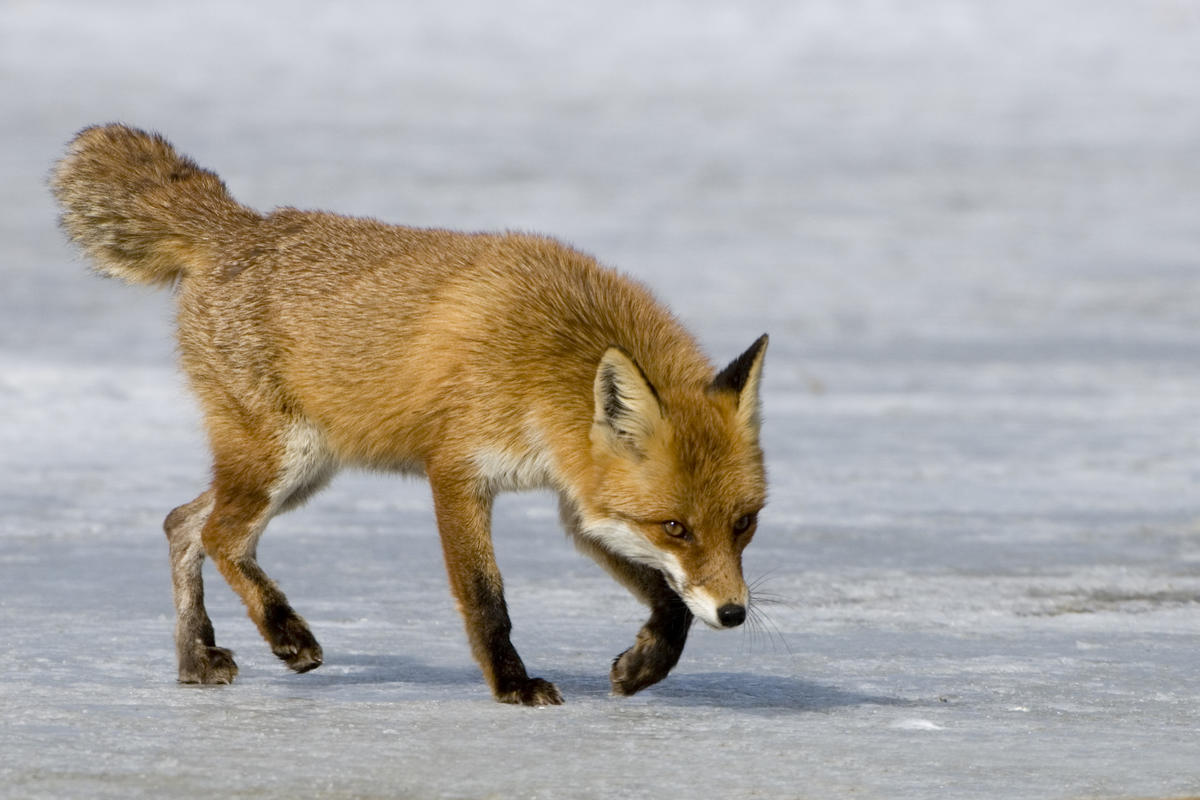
[202,482,324,673]
[165,488,238,684]
[198,416,333,675]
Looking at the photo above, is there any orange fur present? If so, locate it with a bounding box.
[52,124,769,704]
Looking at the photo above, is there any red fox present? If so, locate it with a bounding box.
[51,124,768,705]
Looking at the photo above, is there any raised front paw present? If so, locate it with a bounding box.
[496,677,564,706]
[178,643,239,685]
[610,641,678,696]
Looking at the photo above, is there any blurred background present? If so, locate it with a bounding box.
[7,0,1199,364]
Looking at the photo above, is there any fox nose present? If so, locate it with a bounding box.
[717,603,746,628]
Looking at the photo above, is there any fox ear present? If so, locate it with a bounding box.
[592,346,663,457]
[711,334,769,431]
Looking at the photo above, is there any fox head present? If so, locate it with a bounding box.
[580,335,768,629]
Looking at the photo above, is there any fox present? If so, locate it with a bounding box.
[50,123,768,706]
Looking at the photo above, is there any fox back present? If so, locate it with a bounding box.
[51,123,768,705]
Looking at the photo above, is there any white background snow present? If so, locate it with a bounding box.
[2,1,1200,797]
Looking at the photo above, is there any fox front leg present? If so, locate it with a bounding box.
[610,588,693,695]
[562,512,695,695]
[430,469,563,706]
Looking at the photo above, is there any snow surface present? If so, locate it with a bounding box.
[3,1,1200,798]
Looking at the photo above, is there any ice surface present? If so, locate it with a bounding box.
[2,1,1200,798]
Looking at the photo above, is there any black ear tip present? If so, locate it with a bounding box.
[712,334,769,395]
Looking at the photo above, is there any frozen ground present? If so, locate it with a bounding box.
[3,1,1200,798]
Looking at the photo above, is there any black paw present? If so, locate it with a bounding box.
[268,612,323,673]
[610,643,676,696]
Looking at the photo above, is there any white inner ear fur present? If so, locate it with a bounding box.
[592,347,663,447]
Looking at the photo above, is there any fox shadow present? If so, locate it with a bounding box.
[611,671,915,714]
[303,652,911,713]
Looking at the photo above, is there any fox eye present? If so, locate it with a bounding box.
[733,513,757,535]
[662,520,691,540]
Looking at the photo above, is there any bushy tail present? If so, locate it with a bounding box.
[50,124,259,287]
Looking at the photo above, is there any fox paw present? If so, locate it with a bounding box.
[268,613,324,673]
[496,677,564,706]
[178,644,239,685]
[610,644,674,696]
